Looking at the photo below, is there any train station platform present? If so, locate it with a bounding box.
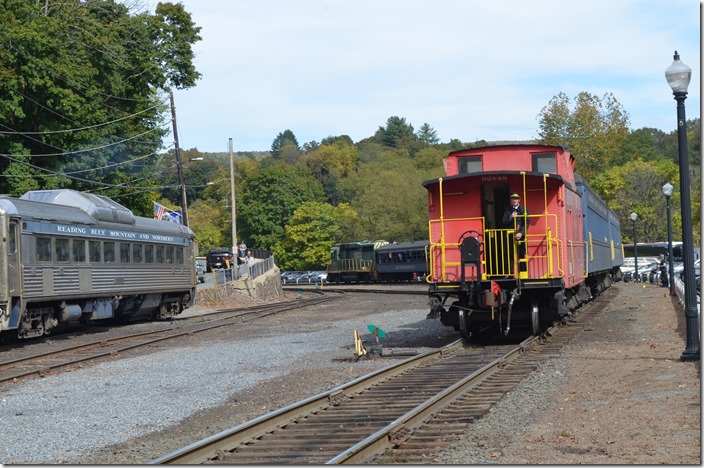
[186,262,284,317]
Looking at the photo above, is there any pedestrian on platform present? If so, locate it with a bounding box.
[659,254,669,288]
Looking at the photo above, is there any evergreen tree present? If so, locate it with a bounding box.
[374,116,417,148]
[271,130,299,160]
[416,123,439,145]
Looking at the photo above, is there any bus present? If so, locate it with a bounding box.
[623,242,699,263]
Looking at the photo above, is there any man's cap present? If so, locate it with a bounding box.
[510,193,521,199]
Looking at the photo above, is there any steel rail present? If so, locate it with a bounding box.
[148,339,468,465]
[0,295,340,384]
[149,284,606,465]
[326,329,555,464]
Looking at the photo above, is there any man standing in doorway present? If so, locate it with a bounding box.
[502,193,529,274]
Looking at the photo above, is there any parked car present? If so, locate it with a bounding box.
[316,271,328,283]
[297,271,320,283]
[196,261,206,283]
[677,258,700,280]
[281,271,305,284]
[621,257,660,282]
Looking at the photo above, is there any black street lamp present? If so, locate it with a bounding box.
[630,212,638,282]
[665,51,700,361]
[663,182,676,296]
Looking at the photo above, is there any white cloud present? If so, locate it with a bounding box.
[162,0,700,152]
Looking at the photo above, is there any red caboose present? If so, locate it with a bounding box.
[423,144,591,338]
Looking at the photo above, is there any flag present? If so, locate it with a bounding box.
[491,281,501,298]
[153,203,183,224]
[170,210,183,224]
[153,202,166,220]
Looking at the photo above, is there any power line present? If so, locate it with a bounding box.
[0,102,163,135]
[0,124,170,158]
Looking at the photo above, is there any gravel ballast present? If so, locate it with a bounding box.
[0,282,699,465]
[1,292,452,464]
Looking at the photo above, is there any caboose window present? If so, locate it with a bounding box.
[156,245,164,263]
[176,247,183,265]
[89,240,101,262]
[532,152,556,173]
[165,246,174,263]
[55,238,69,262]
[36,237,51,262]
[72,239,86,262]
[458,156,482,174]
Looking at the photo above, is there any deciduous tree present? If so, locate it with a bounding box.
[0,0,202,205]
[275,202,358,270]
[342,154,428,241]
[237,163,325,250]
[537,92,630,180]
[590,159,682,243]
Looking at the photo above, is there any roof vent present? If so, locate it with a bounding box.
[21,189,135,225]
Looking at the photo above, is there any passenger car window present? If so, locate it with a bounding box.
[55,238,69,262]
[37,237,52,262]
[120,243,130,263]
[89,240,101,262]
[156,245,164,263]
[132,244,143,263]
[8,224,15,254]
[145,245,154,263]
[103,242,115,263]
[72,239,86,262]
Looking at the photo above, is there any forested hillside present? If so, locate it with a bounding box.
[172,110,700,270]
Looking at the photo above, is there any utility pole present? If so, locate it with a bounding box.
[170,92,189,227]
[229,138,237,254]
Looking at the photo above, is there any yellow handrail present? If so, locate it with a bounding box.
[426,174,573,284]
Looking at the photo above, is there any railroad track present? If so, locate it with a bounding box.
[283,285,428,295]
[0,293,341,385]
[149,293,603,465]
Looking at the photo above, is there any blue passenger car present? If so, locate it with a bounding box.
[375,240,428,281]
[576,175,624,288]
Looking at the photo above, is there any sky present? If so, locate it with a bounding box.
[146,0,701,153]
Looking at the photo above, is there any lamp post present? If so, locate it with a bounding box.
[630,212,638,282]
[663,182,675,296]
[665,50,700,361]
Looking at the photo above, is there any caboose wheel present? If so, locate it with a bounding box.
[531,298,540,336]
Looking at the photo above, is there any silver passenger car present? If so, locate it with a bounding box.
[0,189,197,340]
